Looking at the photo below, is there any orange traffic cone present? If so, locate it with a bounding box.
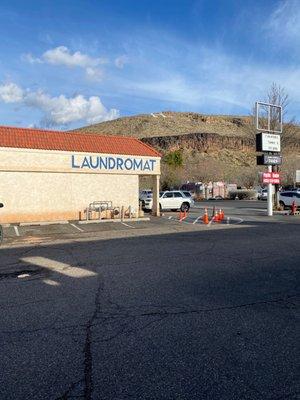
[219,209,224,221]
[179,210,187,221]
[202,208,209,224]
[215,210,220,222]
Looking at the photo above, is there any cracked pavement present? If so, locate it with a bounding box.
[0,217,299,399]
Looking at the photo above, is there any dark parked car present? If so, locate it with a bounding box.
[182,191,192,198]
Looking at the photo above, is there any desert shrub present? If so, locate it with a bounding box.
[163,150,183,167]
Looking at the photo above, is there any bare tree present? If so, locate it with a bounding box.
[265,84,299,205]
[266,83,297,146]
[267,83,289,110]
[246,83,298,144]
[246,83,299,206]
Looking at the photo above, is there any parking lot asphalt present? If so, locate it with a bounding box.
[0,201,299,399]
[1,200,298,248]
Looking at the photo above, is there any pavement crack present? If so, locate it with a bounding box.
[89,293,299,330]
[55,380,84,400]
[93,315,169,344]
[83,276,104,400]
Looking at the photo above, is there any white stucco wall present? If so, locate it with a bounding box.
[0,147,160,223]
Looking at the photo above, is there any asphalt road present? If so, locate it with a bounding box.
[0,203,299,399]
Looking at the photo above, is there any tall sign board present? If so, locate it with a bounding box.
[255,101,282,216]
[256,133,281,152]
[255,102,282,133]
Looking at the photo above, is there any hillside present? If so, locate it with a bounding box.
[73,111,300,186]
[73,112,256,139]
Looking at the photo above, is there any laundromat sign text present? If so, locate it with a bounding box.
[71,155,157,172]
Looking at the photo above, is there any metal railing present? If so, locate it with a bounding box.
[84,201,120,221]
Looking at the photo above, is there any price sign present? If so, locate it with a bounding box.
[262,172,280,184]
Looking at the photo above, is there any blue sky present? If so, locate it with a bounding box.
[0,0,299,129]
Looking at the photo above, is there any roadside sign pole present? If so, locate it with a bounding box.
[255,101,282,217]
[267,165,273,216]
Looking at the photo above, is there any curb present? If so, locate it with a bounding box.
[78,217,150,224]
[20,221,69,226]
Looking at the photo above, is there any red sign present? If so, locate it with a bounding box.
[262,172,280,184]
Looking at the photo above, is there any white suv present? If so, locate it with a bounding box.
[258,189,268,200]
[143,190,194,212]
[279,191,300,210]
[139,189,152,200]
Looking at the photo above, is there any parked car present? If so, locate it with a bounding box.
[139,189,152,200]
[281,186,300,192]
[279,191,300,210]
[143,190,194,212]
[258,189,268,200]
[182,190,193,198]
[139,190,153,207]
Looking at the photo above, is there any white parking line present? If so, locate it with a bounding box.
[14,226,20,236]
[121,222,135,229]
[69,223,84,232]
[193,215,202,224]
[162,215,191,225]
[228,217,244,224]
[242,208,266,212]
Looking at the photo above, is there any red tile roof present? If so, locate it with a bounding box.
[0,126,161,157]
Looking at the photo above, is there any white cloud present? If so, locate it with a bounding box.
[21,53,43,64]
[108,24,300,117]
[266,0,300,44]
[43,46,106,68]
[23,46,107,81]
[85,67,104,82]
[0,82,24,103]
[112,40,300,119]
[0,82,119,127]
[115,55,129,69]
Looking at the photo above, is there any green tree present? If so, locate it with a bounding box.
[163,150,183,167]
[161,150,184,190]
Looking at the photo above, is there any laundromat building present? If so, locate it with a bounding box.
[0,126,161,224]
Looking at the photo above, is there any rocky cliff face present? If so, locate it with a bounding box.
[142,132,255,153]
[73,111,300,153]
[73,112,300,183]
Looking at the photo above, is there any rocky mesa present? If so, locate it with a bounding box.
[73,111,300,186]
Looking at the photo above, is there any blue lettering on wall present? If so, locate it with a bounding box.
[116,158,124,170]
[89,156,99,169]
[124,158,133,170]
[99,157,108,169]
[81,156,90,168]
[149,160,156,170]
[133,159,143,170]
[71,155,157,172]
[71,155,80,168]
[108,157,116,169]
[143,160,150,171]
